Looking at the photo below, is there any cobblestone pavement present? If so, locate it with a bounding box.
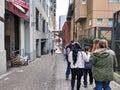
[0,53,120,90]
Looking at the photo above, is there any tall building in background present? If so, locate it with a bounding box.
[49,0,56,31]
[59,15,66,31]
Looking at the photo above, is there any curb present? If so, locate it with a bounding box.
[114,72,120,84]
[0,71,13,79]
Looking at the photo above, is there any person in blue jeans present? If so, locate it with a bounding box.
[63,48,67,60]
[66,61,71,80]
[83,46,93,88]
[95,81,111,90]
[90,39,118,90]
[65,40,74,80]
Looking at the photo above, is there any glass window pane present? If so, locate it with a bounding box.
[115,0,119,2]
[82,0,86,4]
[108,18,113,27]
[89,19,92,25]
[97,18,103,24]
[109,0,113,2]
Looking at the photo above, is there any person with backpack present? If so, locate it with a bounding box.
[83,46,93,88]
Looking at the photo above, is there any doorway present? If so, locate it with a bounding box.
[5,11,20,68]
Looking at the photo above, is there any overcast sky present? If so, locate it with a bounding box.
[56,0,69,30]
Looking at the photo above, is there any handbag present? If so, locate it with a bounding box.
[84,62,92,69]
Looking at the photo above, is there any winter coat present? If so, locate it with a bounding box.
[89,48,118,82]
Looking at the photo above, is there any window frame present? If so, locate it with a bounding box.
[97,18,103,25]
[82,0,86,4]
[108,18,113,27]
[109,0,120,3]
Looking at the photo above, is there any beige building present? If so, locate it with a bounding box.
[68,0,120,41]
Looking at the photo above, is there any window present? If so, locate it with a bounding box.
[80,24,82,31]
[89,19,92,25]
[43,20,45,33]
[97,18,103,25]
[36,8,39,30]
[108,18,113,27]
[109,0,120,3]
[82,0,86,4]
[39,14,42,31]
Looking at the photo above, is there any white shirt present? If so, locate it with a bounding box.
[63,49,66,54]
[85,51,90,61]
[68,51,88,68]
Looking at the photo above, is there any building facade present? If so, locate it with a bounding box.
[0,0,6,74]
[62,21,71,46]
[0,0,56,74]
[66,0,120,42]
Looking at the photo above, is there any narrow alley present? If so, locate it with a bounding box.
[0,53,120,90]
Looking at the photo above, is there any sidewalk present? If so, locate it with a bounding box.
[55,53,120,90]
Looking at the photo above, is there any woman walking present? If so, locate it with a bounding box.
[91,38,100,90]
[90,39,118,90]
[68,42,88,90]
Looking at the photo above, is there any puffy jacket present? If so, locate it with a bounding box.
[89,48,118,82]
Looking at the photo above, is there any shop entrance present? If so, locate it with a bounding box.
[36,39,40,58]
[5,11,20,68]
[41,39,46,55]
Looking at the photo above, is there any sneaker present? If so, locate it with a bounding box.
[66,76,69,80]
[93,87,96,90]
[71,88,74,90]
[84,85,87,88]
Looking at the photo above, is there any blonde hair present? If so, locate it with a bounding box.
[98,39,109,49]
[91,38,100,52]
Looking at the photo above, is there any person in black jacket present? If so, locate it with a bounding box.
[65,40,74,80]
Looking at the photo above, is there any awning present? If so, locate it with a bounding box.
[5,1,29,22]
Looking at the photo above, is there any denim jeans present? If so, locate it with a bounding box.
[63,54,66,60]
[83,69,93,85]
[66,66,70,76]
[95,80,111,90]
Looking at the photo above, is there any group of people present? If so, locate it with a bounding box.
[63,39,118,90]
